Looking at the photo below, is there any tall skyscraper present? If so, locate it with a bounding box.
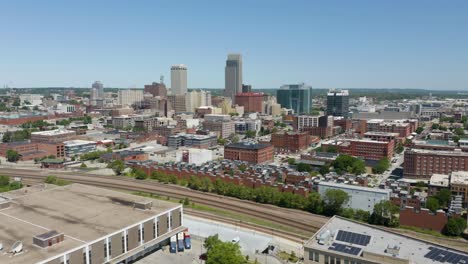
[171,65,187,95]
[224,54,242,104]
[276,83,313,114]
[326,89,350,118]
[92,81,104,99]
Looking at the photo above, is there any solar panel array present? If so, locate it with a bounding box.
[336,230,371,246]
[328,243,362,256]
[424,247,468,264]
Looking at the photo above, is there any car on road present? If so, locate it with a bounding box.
[231,237,240,244]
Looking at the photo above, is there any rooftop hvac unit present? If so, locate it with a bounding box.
[318,230,331,245]
[0,242,3,251]
[10,241,23,254]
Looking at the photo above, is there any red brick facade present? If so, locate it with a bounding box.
[400,207,448,232]
[224,143,274,164]
[323,139,394,160]
[271,132,317,153]
[404,149,468,178]
[234,93,264,113]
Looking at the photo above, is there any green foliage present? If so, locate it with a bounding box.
[133,168,148,180]
[217,138,227,145]
[0,175,10,186]
[238,164,247,172]
[323,189,349,216]
[287,158,296,165]
[431,124,439,130]
[204,235,246,264]
[319,164,330,175]
[435,189,451,207]
[245,130,256,138]
[44,175,70,186]
[324,145,338,153]
[305,192,323,214]
[296,162,312,172]
[6,149,20,162]
[2,129,36,143]
[231,135,240,144]
[107,160,125,175]
[426,197,440,213]
[20,120,51,129]
[395,143,404,154]
[369,201,399,227]
[80,163,87,168]
[372,158,390,174]
[9,181,23,190]
[332,154,366,175]
[416,127,424,134]
[454,127,465,136]
[80,150,109,161]
[444,218,467,236]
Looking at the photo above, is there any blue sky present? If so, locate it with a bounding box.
[0,0,467,89]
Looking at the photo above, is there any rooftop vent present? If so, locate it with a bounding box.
[386,244,400,256]
[33,230,64,248]
[134,200,153,210]
[10,241,23,254]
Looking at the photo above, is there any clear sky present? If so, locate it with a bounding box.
[1,0,467,89]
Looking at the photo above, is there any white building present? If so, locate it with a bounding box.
[171,64,187,95]
[318,182,391,212]
[185,90,212,112]
[19,94,43,106]
[118,89,144,107]
[175,148,213,165]
[63,140,97,157]
[53,103,76,114]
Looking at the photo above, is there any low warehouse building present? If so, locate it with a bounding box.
[0,183,184,264]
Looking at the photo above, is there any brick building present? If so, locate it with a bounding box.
[271,131,318,153]
[0,141,65,161]
[30,129,76,144]
[224,143,274,164]
[366,119,412,137]
[234,92,263,113]
[144,82,167,97]
[403,149,468,179]
[399,207,448,232]
[202,120,235,139]
[322,139,394,161]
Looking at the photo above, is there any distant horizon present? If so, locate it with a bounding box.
[1,1,467,89]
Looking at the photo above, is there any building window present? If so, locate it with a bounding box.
[109,241,112,257]
[325,255,329,264]
[315,251,320,262]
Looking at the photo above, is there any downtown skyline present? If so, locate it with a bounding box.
[1,0,467,89]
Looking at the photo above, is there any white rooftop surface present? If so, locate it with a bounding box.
[63,139,97,146]
[307,216,468,264]
[429,174,450,187]
[451,171,468,185]
[31,129,74,136]
[318,181,391,194]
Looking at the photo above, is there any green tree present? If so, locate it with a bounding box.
[245,130,256,138]
[6,149,20,162]
[325,145,338,153]
[133,168,148,180]
[319,164,330,175]
[372,158,390,174]
[323,189,349,216]
[369,201,399,227]
[217,138,227,145]
[332,154,366,175]
[454,127,465,136]
[431,124,439,130]
[205,235,246,264]
[231,134,240,144]
[238,164,247,172]
[444,218,467,236]
[297,162,312,172]
[108,160,125,175]
[287,158,296,165]
[9,181,23,190]
[0,175,10,186]
[80,163,87,168]
[426,197,440,213]
[435,189,451,207]
[305,192,323,214]
[416,127,424,134]
[395,143,404,154]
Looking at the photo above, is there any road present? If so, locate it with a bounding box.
[0,167,328,241]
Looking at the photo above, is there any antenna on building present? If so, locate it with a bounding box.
[160,75,164,84]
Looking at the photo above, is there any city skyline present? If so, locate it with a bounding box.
[1,0,467,89]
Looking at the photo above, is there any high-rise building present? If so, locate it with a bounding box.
[224,54,242,104]
[235,92,263,113]
[92,81,104,99]
[144,81,167,97]
[276,83,312,114]
[171,64,187,95]
[185,90,212,112]
[118,89,144,107]
[327,89,349,118]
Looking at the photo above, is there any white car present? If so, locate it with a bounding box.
[231,237,240,244]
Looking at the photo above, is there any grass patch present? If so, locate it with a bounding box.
[277,251,299,263]
[399,225,447,238]
[129,191,304,234]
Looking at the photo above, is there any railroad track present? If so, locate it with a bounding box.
[0,168,327,240]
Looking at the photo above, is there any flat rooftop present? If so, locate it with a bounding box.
[0,183,178,264]
[407,148,468,156]
[225,142,272,150]
[63,139,97,146]
[306,216,468,264]
[318,181,391,194]
[31,129,75,136]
